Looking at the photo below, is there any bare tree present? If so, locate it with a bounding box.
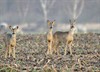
[15,0,30,23]
[63,0,86,33]
[63,0,84,19]
[40,0,56,24]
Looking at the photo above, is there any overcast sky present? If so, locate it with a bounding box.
[0,0,100,33]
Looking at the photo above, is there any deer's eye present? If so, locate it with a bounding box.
[71,26,74,28]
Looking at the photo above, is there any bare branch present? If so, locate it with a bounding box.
[76,0,84,19]
[64,0,84,19]
[40,0,56,24]
[16,0,30,22]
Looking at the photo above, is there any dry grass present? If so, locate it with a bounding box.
[0,33,100,72]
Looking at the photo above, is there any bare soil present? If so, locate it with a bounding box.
[0,33,100,72]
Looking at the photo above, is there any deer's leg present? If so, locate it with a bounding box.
[53,44,57,54]
[52,40,56,54]
[47,40,50,54]
[53,44,59,55]
[11,47,13,57]
[69,42,73,55]
[53,41,59,55]
[50,41,53,54]
[12,47,15,58]
[64,42,68,55]
[56,42,60,55]
[5,46,8,58]
[8,45,11,57]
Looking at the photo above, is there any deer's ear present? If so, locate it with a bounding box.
[47,20,50,25]
[16,26,19,29]
[9,25,12,29]
[52,20,55,25]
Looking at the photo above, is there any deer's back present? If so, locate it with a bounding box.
[3,33,12,44]
[53,31,69,42]
[6,33,12,41]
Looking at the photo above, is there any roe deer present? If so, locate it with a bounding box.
[53,19,76,55]
[4,25,19,58]
[47,20,55,54]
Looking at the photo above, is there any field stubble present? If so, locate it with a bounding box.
[0,33,100,72]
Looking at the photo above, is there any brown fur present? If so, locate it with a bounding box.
[4,25,18,58]
[47,20,55,54]
[53,19,76,55]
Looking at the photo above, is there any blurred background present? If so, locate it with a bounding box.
[0,0,100,34]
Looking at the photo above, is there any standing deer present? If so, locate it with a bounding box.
[47,20,55,55]
[53,19,76,55]
[4,25,19,58]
